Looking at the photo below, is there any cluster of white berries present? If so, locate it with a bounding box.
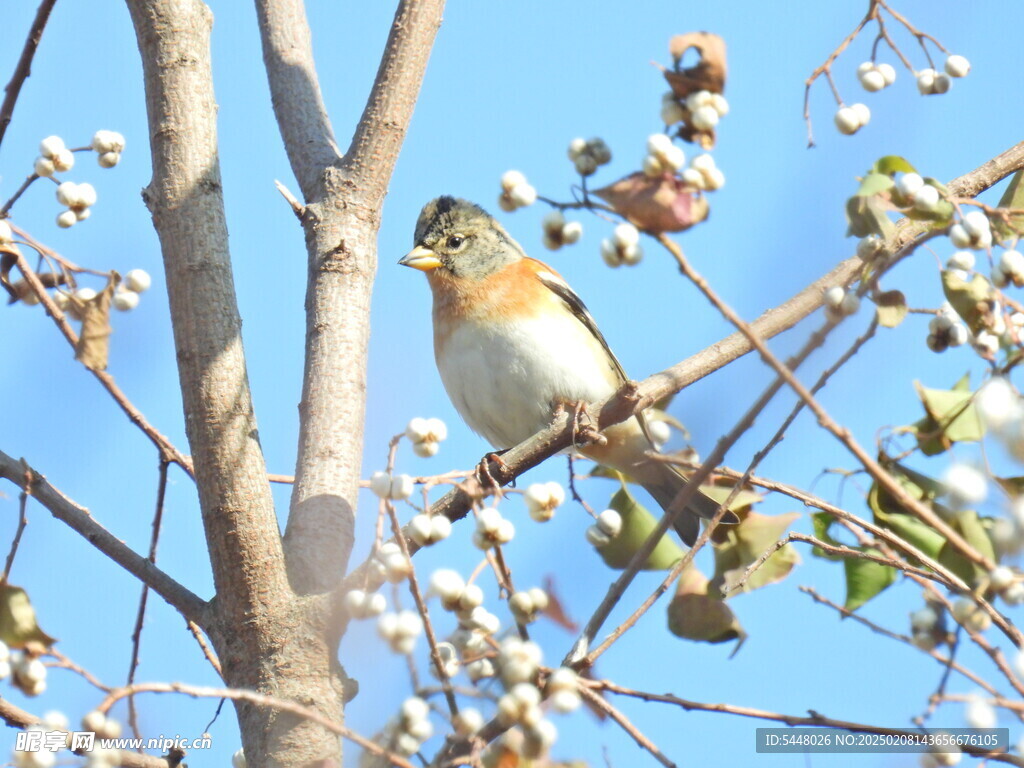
[370,471,415,501]
[377,610,423,654]
[7,649,46,696]
[344,587,387,619]
[12,712,80,768]
[942,462,987,509]
[498,171,537,212]
[496,639,558,757]
[430,569,500,635]
[601,222,643,268]
[452,707,484,738]
[681,153,725,191]
[523,481,565,522]
[0,220,12,246]
[917,55,970,96]
[232,749,247,768]
[91,130,126,169]
[976,378,1024,463]
[81,710,123,740]
[643,134,685,178]
[895,172,942,213]
[682,90,730,132]
[950,596,992,634]
[822,285,860,322]
[508,587,550,624]
[114,268,152,312]
[472,507,515,549]
[857,61,897,92]
[405,417,447,458]
[926,302,969,353]
[909,605,944,651]
[390,696,434,756]
[406,512,452,547]
[545,667,582,714]
[54,181,97,228]
[585,508,623,547]
[834,102,871,136]
[498,636,542,686]
[992,248,1024,289]
[988,565,1024,605]
[496,686,558,758]
[948,210,992,250]
[372,541,412,583]
[540,211,583,251]
[567,137,612,177]
[34,136,75,177]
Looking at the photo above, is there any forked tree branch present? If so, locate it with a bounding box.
[0,449,208,625]
[274,0,446,593]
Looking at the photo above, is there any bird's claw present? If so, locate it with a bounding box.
[474,451,508,493]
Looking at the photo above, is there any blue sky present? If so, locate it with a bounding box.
[2,1,1023,766]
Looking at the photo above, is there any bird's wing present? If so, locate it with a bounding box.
[530,261,660,445]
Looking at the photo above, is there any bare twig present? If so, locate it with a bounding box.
[126,460,171,743]
[591,680,1024,766]
[385,500,459,717]
[799,585,998,699]
[3,480,30,580]
[7,231,194,476]
[0,0,59,150]
[97,681,415,768]
[0,448,208,624]
[578,687,676,768]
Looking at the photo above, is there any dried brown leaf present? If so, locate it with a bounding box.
[74,274,116,371]
[541,575,577,632]
[593,173,709,234]
[665,32,727,96]
[0,244,21,301]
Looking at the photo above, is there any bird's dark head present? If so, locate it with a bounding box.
[400,196,525,279]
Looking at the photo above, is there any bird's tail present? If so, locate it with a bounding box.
[638,460,738,547]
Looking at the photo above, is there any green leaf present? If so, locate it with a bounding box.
[700,484,763,514]
[844,548,896,610]
[846,195,895,239]
[867,458,947,561]
[667,565,746,645]
[942,270,994,333]
[594,487,685,570]
[872,155,917,176]
[811,512,843,560]
[710,511,801,595]
[856,172,895,197]
[938,510,996,587]
[875,290,908,328]
[0,583,57,649]
[995,169,1024,240]
[911,382,984,455]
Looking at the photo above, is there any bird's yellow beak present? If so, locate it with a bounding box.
[399,245,443,272]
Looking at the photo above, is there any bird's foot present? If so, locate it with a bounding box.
[558,400,606,450]
[474,450,509,493]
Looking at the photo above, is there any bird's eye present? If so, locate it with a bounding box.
[446,235,464,249]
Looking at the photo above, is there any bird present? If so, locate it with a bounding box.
[399,196,734,545]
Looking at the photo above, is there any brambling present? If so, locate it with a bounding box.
[400,196,731,545]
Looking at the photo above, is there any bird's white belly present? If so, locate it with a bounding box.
[436,314,618,449]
